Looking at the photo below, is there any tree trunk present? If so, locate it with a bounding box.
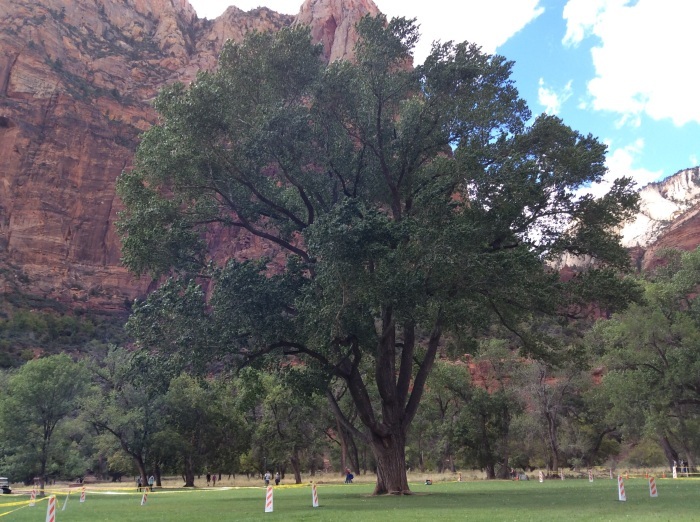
[183,456,196,487]
[335,310,441,495]
[545,410,560,473]
[39,455,47,494]
[290,452,302,484]
[135,457,148,491]
[370,431,410,495]
[338,418,349,476]
[659,434,679,470]
[155,463,162,487]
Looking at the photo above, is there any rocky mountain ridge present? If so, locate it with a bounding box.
[621,167,700,269]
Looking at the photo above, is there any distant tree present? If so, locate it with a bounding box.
[83,348,169,487]
[251,369,329,483]
[409,360,468,473]
[161,374,247,486]
[587,248,700,470]
[117,16,638,494]
[0,354,87,490]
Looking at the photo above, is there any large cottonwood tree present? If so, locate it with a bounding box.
[118,16,637,494]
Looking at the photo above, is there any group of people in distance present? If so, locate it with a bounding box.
[263,471,281,486]
[136,474,155,491]
[260,469,353,486]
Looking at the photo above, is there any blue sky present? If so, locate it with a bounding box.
[188,0,699,193]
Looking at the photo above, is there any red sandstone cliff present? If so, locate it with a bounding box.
[0,0,379,310]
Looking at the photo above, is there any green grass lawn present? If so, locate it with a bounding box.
[1,478,698,521]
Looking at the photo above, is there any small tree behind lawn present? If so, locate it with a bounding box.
[0,354,87,491]
[118,16,638,494]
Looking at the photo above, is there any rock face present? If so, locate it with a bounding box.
[620,167,700,270]
[296,0,380,62]
[0,0,379,310]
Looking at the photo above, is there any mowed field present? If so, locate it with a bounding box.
[1,477,699,521]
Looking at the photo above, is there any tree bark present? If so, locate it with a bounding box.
[183,455,195,487]
[545,409,560,473]
[135,457,148,491]
[290,451,302,484]
[660,434,679,470]
[371,430,410,495]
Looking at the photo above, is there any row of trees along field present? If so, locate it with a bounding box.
[3,15,697,495]
[2,250,700,494]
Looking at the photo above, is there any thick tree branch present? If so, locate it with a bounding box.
[403,313,442,430]
[325,389,368,443]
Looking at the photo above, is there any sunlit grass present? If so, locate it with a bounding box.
[1,476,698,521]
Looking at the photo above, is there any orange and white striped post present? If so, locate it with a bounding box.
[312,483,319,507]
[538,471,544,483]
[588,469,593,483]
[560,469,564,480]
[45,495,56,522]
[609,468,613,480]
[673,466,678,479]
[617,475,626,502]
[141,491,148,506]
[265,486,274,512]
[29,487,36,507]
[80,486,86,503]
[649,477,658,498]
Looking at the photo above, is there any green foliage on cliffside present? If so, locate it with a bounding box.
[0,293,130,368]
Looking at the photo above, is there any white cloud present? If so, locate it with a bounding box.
[562,0,618,47]
[188,1,545,62]
[562,0,700,127]
[538,78,573,115]
[580,138,662,198]
[377,0,544,61]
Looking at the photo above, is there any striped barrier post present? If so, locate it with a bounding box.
[141,491,148,506]
[649,476,658,498]
[45,495,56,522]
[29,487,36,507]
[617,475,626,502]
[538,471,544,483]
[265,486,274,513]
[312,483,319,507]
[80,486,86,503]
[673,466,677,479]
[588,469,593,482]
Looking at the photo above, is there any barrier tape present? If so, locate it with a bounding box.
[0,496,48,518]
